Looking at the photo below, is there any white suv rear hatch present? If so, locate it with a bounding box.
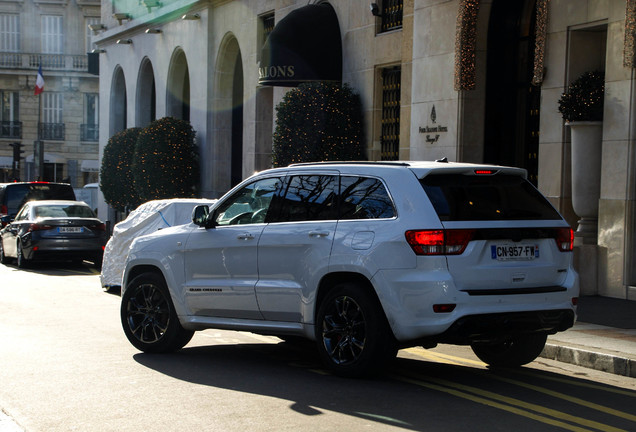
[412,167,573,295]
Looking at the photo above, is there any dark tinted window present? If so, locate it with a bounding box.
[420,174,561,221]
[4,183,75,215]
[275,175,338,222]
[340,176,395,219]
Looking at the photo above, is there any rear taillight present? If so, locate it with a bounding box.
[405,229,475,255]
[92,223,106,231]
[0,204,7,214]
[555,227,574,252]
[28,223,53,232]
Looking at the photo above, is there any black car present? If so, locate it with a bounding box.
[0,200,107,268]
[0,182,76,226]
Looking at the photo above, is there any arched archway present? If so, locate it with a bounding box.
[212,34,244,194]
[136,58,156,127]
[109,66,127,137]
[166,48,190,121]
[457,0,539,185]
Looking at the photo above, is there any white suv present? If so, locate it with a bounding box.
[120,161,578,377]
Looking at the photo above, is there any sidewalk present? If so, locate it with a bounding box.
[541,296,636,377]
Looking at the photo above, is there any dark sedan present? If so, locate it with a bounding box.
[0,200,107,268]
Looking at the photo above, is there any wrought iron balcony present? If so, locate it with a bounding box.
[0,121,22,139]
[0,53,88,72]
[80,124,99,142]
[39,123,65,141]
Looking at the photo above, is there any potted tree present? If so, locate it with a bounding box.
[557,70,605,243]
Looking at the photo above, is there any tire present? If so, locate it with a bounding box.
[315,282,397,377]
[16,241,29,269]
[470,333,548,367]
[0,240,8,265]
[121,272,194,353]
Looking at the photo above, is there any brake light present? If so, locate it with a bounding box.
[0,205,7,214]
[405,229,475,255]
[555,227,574,252]
[92,223,106,231]
[474,170,496,175]
[28,223,53,232]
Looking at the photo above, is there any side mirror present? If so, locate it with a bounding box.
[1,215,14,227]
[192,205,210,227]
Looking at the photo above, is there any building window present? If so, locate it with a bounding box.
[0,91,20,138]
[40,93,64,141]
[81,93,99,141]
[0,14,19,52]
[380,0,403,33]
[258,12,275,62]
[380,66,401,161]
[42,15,64,54]
[0,14,20,67]
[85,17,100,53]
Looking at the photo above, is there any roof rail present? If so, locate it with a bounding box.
[288,161,411,167]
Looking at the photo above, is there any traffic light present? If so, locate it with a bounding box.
[9,142,23,180]
[9,142,23,162]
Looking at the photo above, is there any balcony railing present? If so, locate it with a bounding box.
[0,121,22,139]
[80,124,99,142]
[39,123,65,141]
[0,53,88,72]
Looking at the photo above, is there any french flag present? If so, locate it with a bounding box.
[34,65,44,95]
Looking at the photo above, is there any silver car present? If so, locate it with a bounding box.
[0,200,107,268]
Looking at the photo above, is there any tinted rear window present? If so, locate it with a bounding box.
[4,184,75,214]
[420,174,561,221]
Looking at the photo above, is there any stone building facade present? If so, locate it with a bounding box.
[94,0,636,300]
[0,0,100,185]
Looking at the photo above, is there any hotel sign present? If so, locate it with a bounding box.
[419,105,448,143]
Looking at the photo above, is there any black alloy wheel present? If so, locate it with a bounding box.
[0,240,7,264]
[16,241,28,269]
[121,272,193,353]
[316,282,396,377]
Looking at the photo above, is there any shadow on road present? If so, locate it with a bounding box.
[133,341,636,431]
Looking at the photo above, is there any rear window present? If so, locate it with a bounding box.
[420,174,561,221]
[4,183,75,215]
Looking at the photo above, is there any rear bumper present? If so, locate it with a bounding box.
[422,309,576,346]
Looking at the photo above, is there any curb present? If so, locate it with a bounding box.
[541,343,636,378]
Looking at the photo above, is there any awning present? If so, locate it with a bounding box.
[259,4,342,86]
[81,159,99,172]
[26,152,66,164]
[0,156,13,169]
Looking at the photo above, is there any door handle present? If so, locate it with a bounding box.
[237,233,255,241]
[309,231,330,238]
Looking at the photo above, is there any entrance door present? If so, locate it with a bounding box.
[484,0,539,185]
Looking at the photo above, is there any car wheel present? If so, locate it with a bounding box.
[470,333,548,367]
[0,240,8,265]
[315,282,397,377]
[121,272,194,353]
[16,241,29,269]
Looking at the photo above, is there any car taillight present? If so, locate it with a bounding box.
[28,223,53,232]
[405,229,475,255]
[91,223,106,231]
[555,227,574,252]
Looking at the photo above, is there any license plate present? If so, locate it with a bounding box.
[491,244,539,261]
[58,227,83,234]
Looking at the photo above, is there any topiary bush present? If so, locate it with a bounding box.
[272,82,365,167]
[557,70,605,122]
[132,117,199,202]
[100,127,142,212]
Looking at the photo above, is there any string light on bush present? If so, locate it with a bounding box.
[454,0,480,91]
[625,0,636,67]
[532,0,549,85]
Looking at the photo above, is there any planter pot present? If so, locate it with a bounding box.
[567,121,602,244]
